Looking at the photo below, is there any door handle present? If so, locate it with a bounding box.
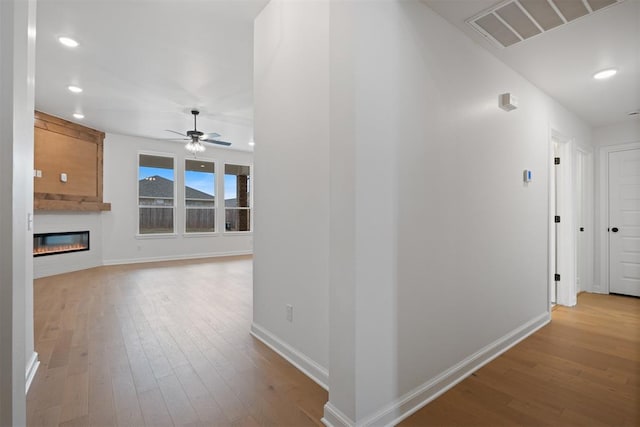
[579,227,584,232]
[611,227,619,233]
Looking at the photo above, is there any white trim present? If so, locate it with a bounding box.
[137,151,178,236]
[322,403,355,427]
[549,130,577,307]
[25,352,39,394]
[250,323,329,390]
[548,131,556,308]
[575,147,594,293]
[596,141,640,294]
[183,232,220,238]
[102,250,252,266]
[222,231,253,236]
[184,156,217,235]
[222,162,253,233]
[135,232,178,239]
[321,312,549,427]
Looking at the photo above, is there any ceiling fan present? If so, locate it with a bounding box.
[166,109,231,152]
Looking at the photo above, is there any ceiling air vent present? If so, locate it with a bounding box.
[468,0,625,48]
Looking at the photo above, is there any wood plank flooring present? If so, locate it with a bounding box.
[28,257,639,426]
[28,256,326,427]
[400,293,640,426]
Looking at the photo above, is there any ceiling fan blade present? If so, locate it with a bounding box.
[202,139,232,147]
[201,132,221,139]
[165,129,187,137]
[165,138,190,141]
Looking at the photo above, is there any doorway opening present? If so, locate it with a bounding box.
[549,131,578,308]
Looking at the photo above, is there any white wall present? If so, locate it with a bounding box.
[33,213,103,279]
[340,3,592,423]
[593,120,640,146]
[255,1,592,425]
[252,0,331,387]
[0,0,36,424]
[102,133,253,265]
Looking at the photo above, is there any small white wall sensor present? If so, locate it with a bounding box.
[499,93,518,111]
[523,169,532,183]
[60,173,67,183]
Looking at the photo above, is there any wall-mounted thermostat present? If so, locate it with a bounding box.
[60,173,68,183]
[499,93,518,112]
[523,169,532,183]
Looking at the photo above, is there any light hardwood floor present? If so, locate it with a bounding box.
[400,292,640,427]
[28,256,326,427]
[28,257,639,426]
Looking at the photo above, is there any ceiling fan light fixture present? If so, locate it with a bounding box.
[186,140,205,153]
[593,68,617,80]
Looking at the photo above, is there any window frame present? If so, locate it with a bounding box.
[136,151,177,238]
[223,162,253,234]
[184,156,218,236]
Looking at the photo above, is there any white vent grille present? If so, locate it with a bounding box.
[468,0,625,48]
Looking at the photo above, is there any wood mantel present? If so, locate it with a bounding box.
[34,111,111,211]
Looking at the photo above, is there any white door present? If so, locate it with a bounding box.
[609,148,640,297]
[576,151,585,292]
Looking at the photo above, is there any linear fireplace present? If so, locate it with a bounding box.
[33,231,90,257]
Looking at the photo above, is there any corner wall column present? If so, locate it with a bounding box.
[0,0,37,424]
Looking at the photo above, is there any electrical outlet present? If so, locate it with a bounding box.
[286,304,293,322]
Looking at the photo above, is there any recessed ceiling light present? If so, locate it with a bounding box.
[58,36,79,48]
[67,85,83,93]
[73,113,84,119]
[593,68,617,80]
[248,141,255,146]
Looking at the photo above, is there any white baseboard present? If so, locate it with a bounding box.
[25,351,39,394]
[250,323,329,390]
[102,250,253,266]
[322,312,550,427]
[322,403,355,427]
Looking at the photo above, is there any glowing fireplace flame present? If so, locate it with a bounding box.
[33,243,88,255]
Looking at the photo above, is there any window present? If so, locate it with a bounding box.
[185,159,215,233]
[138,154,175,234]
[224,164,251,232]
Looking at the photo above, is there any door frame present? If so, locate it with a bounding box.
[596,141,640,294]
[576,147,594,293]
[549,129,577,307]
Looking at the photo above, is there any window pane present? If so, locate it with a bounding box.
[225,164,251,208]
[139,154,175,234]
[185,160,215,205]
[139,155,175,207]
[185,160,215,233]
[225,208,251,232]
[186,208,215,233]
[139,208,174,234]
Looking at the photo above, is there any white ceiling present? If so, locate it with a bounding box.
[35,0,639,141]
[424,0,640,128]
[35,0,269,151]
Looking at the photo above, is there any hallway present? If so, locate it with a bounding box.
[401,293,640,426]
